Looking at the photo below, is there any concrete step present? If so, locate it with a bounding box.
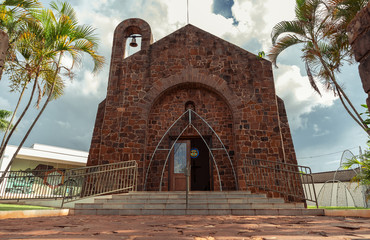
[73,191,310,215]
[75,202,304,210]
[74,208,324,216]
[94,197,284,204]
[110,192,267,200]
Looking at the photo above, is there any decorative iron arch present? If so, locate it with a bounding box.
[144,109,238,191]
[317,180,359,207]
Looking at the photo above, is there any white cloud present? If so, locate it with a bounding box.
[57,120,71,129]
[274,64,337,130]
[229,0,295,49]
[66,70,107,97]
[0,96,11,110]
[188,0,235,37]
[313,123,330,137]
[72,4,120,54]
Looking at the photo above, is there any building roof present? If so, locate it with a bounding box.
[1,144,88,171]
[306,168,359,183]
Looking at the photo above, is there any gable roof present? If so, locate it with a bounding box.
[147,24,268,63]
[303,168,359,183]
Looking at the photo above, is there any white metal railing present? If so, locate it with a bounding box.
[0,161,138,207]
[244,158,318,207]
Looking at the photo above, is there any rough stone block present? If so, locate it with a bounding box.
[359,55,370,91]
[353,30,370,62]
[347,2,370,44]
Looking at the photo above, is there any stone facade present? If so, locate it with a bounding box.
[347,2,370,110]
[0,30,8,79]
[88,18,300,198]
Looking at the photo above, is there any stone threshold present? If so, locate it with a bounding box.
[1,209,369,219]
[325,209,370,218]
[0,209,70,219]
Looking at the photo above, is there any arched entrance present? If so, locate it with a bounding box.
[144,109,237,191]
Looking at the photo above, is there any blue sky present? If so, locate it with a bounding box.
[0,0,368,173]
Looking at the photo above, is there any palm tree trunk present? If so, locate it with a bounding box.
[325,63,368,133]
[0,73,38,161]
[337,87,368,132]
[313,42,369,134]
[0,55,61,185]
[0,81,28,149]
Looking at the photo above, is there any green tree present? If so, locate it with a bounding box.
[0,1,104,183]
[268,0,369,134]
[0,109,12,131]
[0,0,42,153]
[343,146,370,205]
[330,0,369,30]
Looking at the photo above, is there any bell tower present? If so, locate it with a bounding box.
[110,18,153,64]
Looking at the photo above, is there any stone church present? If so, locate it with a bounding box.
[87,18,300,196]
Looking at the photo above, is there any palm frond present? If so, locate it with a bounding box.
[1,0,41,9]
[0,109,13,131]
[268,34,305,67]
[295,0,307,21]
[0,109,12,119]
[50,1,77,23]
[305,61,322,96]
[271,20,307,45]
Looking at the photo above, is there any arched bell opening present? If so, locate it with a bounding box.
[124,34,142,58]
[110,18,153,61]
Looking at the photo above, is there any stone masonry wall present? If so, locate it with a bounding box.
[88,99,106,166]
[145,84,235,191]
[277,97,297,165]
[347,2,370,111]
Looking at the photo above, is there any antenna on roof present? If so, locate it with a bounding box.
[187,0,189,24]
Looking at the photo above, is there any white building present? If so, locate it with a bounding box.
[0,144,88,172]
[0,144,88,198]
[304,169,369,208]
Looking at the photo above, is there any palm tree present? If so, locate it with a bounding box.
[0,1,104,183]
[330,0,368,29]
[343,153,370,186]
[0,0,42,69]
[0,0,42,154]
[0,33,62,159]
[343,147,370,206]
[0,109,12,131]
[268,0,369,134]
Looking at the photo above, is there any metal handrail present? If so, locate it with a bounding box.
[0,161,138,208]
[61,160,138,207]
[243,158,318,207]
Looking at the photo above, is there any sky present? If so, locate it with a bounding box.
[0,0,368,173]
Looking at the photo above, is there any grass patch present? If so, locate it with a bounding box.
[0,204,54,211]
[308,206,369,210]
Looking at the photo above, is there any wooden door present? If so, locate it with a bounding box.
[170,140,190,191]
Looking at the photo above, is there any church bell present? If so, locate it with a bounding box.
[129,36,138,48]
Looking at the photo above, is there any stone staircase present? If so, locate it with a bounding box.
[73,191,324,216]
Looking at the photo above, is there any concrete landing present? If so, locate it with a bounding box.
[74,191,324,216]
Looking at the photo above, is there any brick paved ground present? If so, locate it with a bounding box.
[0,215,369,239]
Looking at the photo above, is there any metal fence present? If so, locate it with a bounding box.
[62,161,138,205]
[0,161,138,206]
[243,158,318,207]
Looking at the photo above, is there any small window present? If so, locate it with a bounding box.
[185,101,195,111]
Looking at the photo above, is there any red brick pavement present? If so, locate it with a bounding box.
[0,215,369,239]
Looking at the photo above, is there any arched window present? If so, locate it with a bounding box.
[185,101,195,111]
